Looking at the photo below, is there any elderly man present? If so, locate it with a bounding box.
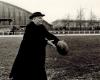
[9,12,61,80]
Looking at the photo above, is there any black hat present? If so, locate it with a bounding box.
[29,12,45,19]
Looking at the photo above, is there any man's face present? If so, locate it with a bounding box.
[32,16,44,25]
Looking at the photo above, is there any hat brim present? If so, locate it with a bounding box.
[29,14,45,19]
[40,14,45,16]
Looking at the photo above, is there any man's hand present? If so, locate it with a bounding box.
[47,40,56,47]
[7,77,13,80]
[57,40,66,48]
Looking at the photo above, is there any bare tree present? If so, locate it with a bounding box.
[65,14,71,30]
[76,8,85,30]
[89,10,97,30]
[90,9,97,21]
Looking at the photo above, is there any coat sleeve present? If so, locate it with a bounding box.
[42,25,60,46]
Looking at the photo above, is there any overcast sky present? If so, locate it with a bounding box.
[0,0,100,23]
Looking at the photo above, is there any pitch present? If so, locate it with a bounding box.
[0,35,100,80]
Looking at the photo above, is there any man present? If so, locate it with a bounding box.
[9,12,60,80]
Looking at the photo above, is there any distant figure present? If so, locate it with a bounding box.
[9,12,61,80]
[9,26,18,35]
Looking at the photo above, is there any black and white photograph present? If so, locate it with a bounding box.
[0,0,100,80]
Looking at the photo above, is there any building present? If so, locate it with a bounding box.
[0,1,32,32]
[52,20,100,31]
[0,1,52,33]
[0,1,32,25]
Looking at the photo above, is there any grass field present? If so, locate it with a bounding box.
[0,35,100,80]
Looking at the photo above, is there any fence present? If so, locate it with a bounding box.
[0,30,100,35]
[49,30,100,34]
[0,31,24,35]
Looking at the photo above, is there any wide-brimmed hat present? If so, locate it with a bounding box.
[29,12,45,19]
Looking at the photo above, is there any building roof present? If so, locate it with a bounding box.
[0,1,32,15]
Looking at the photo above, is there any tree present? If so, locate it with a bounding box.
[90,10,97,21]
[76,8,85,30]
[66,14,71,30]
[89,10,97,30]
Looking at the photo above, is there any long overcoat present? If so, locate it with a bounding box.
[9,21,59,80]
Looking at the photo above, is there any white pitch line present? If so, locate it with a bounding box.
[55,34,100,36]
[0,35,23,37]
[0,34,100,37]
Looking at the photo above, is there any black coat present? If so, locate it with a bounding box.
[9,21,59,80]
